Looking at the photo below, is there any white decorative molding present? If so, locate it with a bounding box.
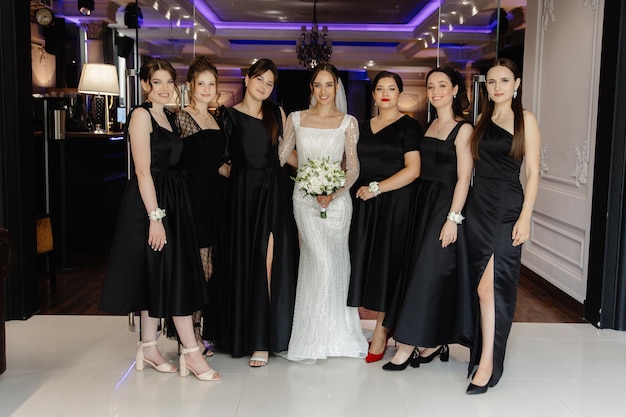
[542,0,555,30]
[540,143,549,176]
[583,0,599,10]
[571,140,590,186]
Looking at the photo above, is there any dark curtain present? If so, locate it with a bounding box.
[586,0,626,330]
[0,0,38,320]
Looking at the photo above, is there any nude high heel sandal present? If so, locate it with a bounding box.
[136,341,177,373]
[179,345,222,381]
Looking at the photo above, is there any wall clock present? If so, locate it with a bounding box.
[35,7,54,27]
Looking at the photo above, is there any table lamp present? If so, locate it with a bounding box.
[77,63,120,133]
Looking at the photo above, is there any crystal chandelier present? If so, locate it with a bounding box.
[296,0,332,69]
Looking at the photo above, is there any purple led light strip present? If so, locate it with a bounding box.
[191,0,440,32]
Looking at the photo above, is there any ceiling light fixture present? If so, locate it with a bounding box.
[296,0,332,69]
[77,0,94,16]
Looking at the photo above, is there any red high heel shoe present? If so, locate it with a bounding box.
[365,330,394,363]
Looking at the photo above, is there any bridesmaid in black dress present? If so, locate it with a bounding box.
[382,66,474,371]
[100,58,221,381]
[176,56,229,356]
[466,58,540,394]
[219,59,298,367]
[348,71,422,363]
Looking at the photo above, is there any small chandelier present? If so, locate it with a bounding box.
[296,0,332,69]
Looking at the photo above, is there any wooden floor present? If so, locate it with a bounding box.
[36,254,586,323]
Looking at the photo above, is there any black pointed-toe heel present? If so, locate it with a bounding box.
[418,344,449,364]
[466,371,491,395]
[382,348,419,371]
[466,381,489,395]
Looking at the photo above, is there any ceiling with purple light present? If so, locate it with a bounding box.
[57,0,527,70]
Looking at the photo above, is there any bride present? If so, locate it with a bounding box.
[279,64,368,362]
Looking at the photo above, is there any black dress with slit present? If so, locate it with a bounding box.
[220,105,299,358]
[466,120,524,386]
[384,121,473,348]
[100,102,206,317]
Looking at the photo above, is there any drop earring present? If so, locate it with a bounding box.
[513,89,518,99]
[453,95,456,99]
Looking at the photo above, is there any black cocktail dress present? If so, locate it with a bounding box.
[348,115,422,313]
[100,102,206,317]
[385,121,473,349]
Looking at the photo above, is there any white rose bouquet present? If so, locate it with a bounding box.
[293,157,346,218]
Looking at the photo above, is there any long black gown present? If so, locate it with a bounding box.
[100,103,206,317]
[466,120,524,387]
[176,110,228,345]
[384,121,473,348]
[220,105,298,358]
[347,115,422,312]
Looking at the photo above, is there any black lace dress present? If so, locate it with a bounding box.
[100,103,206,317]
[176,109,228,344]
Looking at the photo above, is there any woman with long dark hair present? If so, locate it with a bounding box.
[382,66,473,371]
[220,58,299,367]
[279,64,368,362]
[465,58,540,394]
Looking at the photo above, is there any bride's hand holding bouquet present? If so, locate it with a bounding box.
[293,157,346,219]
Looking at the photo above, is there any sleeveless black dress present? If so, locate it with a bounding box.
[384,121,473,348]
[100,103,206,317]
[348,115,422,312]
[466,120,524,386]
[220,105,298,357]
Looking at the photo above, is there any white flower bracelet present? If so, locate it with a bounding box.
[148,208,166,222]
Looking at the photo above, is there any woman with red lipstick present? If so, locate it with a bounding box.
[465,58,540,394]
[100,58,221,381]
[382,66,473,371]
[347,71,422,363]
[174,56,229,356]
[220,59,298,367]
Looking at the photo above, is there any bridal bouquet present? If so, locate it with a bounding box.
[293,157,346,218]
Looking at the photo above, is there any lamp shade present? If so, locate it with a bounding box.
[77,63,120,96]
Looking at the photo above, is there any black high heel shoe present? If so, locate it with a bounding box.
[466,371,491,395]
[418,344,449,364]
[382,348,420,371]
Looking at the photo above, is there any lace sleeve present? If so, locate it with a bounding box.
[176,110,200,139]
[279,112,297,167]
[334,115,360,199]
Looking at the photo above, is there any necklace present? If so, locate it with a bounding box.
[188,105,211,121]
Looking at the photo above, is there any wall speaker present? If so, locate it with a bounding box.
[116,36,134,59]
[124,4,143,29]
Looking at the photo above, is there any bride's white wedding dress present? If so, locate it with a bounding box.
[279,111,368,362]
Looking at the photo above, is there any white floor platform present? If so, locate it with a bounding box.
[2,316,626,417]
